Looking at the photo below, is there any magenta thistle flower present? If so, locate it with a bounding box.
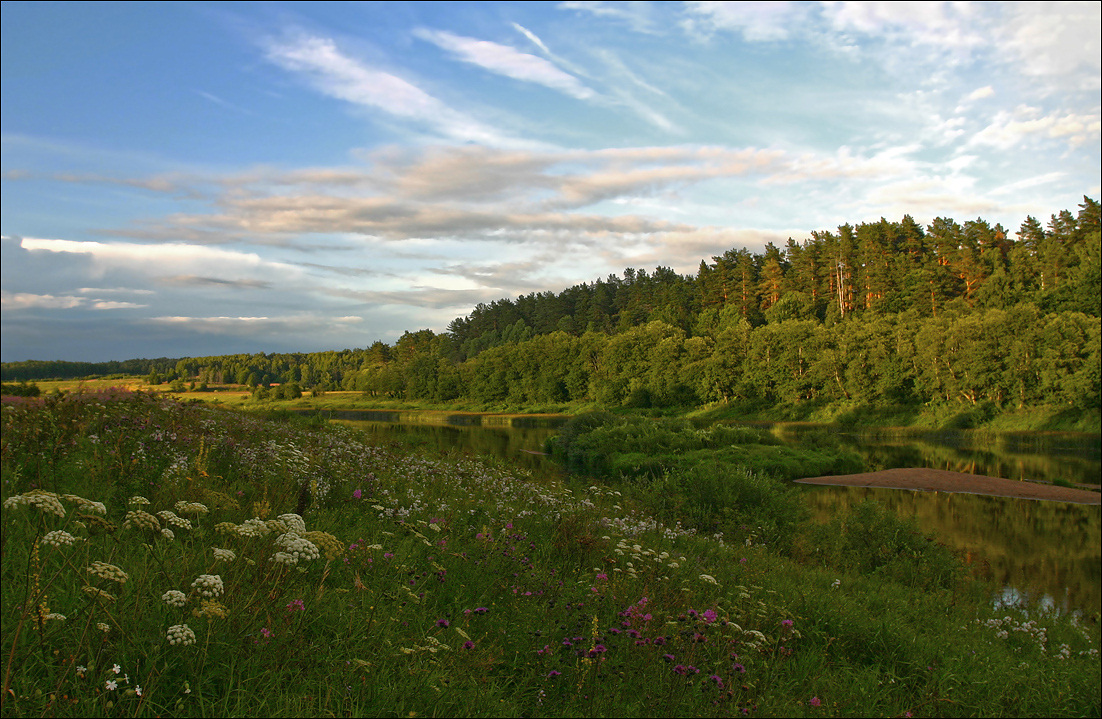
[436,618,449,628]
[463,640,474,650]
[782,619,794,628]
[810,697,822,707]
[352,489,362,499]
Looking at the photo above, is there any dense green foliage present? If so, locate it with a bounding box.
[2,390,1098,717]
[4,198,1099,424]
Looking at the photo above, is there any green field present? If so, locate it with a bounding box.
[2,387,1098,717]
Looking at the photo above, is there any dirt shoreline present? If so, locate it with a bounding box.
[795,468,1101,505]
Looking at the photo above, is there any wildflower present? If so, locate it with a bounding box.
[277,513,306,533]
[782,619,794,628]
[97,622,111,632]
[463,640,474,650]
[42,530,79,548]
[167,624,196,646]
[212,547,236,562]
[76,665,87,677]
[702,609,718,623]
[124,510,160,532]
[112,664,121,674]
[45,613,66,621]
[82,586,117,603]
[191,573,223,598]
[128,496,151,507]
[547,671,561,678]
[663,653,675,662]
[194,599,229,619]
[353,489,362,499]
[699,574,719,586]
[436,618,449,628]
[673,664,688,675]
[4,491,67,518]
[711,674,724,688]
[162,589,188,607]
[174,500,209,516]
[732,663,746,673]
[286,599,305,613]
[161,528,175,540]
[831,579,840,590]
[274,532,320,564]
[63,494,106,514]
[135,685,143,697]
[809,697,821,707]
[106,679,118,691]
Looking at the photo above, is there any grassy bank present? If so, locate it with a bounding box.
[19,375,1101,432]
[2,389,1098,717]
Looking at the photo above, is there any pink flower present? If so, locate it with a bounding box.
[810,697,822,707]
[352,489,362,499]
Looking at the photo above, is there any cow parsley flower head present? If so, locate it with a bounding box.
[174,501,209,516]
[4,491,66,518]
[87,561,128,584]
[191,574,223,598]
[274,532,320,564]
[162,589,188,607]
[124,510,160,532]
[43,530,79,548]
[277,513,307,533]
[212,547,236,562]
[166,624,196,646]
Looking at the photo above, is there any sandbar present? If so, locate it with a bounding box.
[795,468,1100,504]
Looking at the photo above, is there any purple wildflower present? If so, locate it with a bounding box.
[810,697,821,707]
[436,618,449,628]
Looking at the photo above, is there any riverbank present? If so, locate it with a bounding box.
[796,468,1101,504]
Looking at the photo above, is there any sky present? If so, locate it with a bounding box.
[2,1,1099,363]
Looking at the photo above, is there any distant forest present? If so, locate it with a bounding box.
[5,197,1100,413]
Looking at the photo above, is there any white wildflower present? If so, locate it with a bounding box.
[212,547,236,562]
[87,561,128,584]
[42,530,79,548]
[191,574,223,598]
[166,624,196,646]
[162,589,188,607]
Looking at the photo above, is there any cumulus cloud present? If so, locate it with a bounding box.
[415,28,595,100]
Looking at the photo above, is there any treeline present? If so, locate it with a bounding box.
[3,198,1099,414]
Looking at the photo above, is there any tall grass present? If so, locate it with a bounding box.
[2,389,1098,717]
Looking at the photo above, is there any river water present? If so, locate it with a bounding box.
[317,411,1100,615]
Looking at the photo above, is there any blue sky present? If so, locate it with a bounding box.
[2,1,1099,363]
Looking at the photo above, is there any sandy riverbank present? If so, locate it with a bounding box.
[795,468,1100,504]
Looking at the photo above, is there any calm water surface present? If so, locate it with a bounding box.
[324,412,1100,615]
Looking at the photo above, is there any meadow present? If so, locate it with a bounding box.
[1,388,1099,717]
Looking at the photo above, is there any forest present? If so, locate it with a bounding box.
[4,197,1100,418]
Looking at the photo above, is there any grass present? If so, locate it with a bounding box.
[1,388,1099,717]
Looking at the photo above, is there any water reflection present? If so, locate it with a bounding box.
[331,419,565,479]
[798,483,1101,616]
[754,423,1101,486]
[323,413,1100,615]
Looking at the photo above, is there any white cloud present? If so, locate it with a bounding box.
[824,1,986,50]
[970,106,1102,149]
[682,1,805,41]
[0,291,145,311]
[966,86,995,101]
[264,34,508,145]
[415,28,595,100]
[1,291,84,310]
[1000,2,1101,86]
